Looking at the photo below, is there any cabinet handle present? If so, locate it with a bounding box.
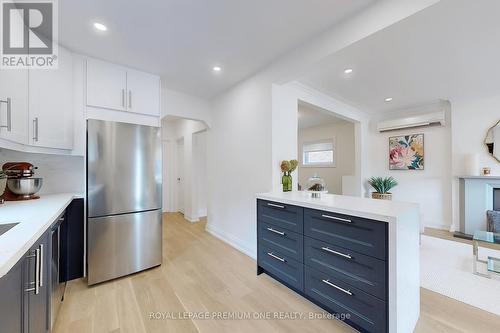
[32,117,39,142]
[25,248,40,294]
[321,214,351,223]
[128,90,132,108]
[267,252,286,262]
[266,227,285,236]
[39,244,43,287]
[267,203,285,209]
[121,89,125,107]
[321,247,352,259]
[0,97,11,131]
[322,279,352,296]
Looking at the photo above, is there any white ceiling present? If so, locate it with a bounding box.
[298,102,346,129]
[59,0,375,98]
[298,0,500,114]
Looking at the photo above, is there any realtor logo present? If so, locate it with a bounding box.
[1,0,58,68]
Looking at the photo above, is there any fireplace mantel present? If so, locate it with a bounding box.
[459,176,500,180]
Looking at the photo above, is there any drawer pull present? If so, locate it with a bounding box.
[321,247,352,259]
[321,214,352,223]
[266,227,285,236]
[267,252,286,262]
[267,203,285,209]
[322,279,353,296]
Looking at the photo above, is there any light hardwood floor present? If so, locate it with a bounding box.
[53,213,500,333]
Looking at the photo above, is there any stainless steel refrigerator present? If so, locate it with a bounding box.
[86,119,162,285]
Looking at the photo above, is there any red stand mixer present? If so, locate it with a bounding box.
[0,162,43,201]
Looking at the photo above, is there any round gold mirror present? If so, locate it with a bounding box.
[485,120,500,162]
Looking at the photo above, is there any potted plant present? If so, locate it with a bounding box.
[280,159,298,192]
[368,176,398,200]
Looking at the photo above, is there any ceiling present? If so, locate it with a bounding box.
[58,0,375,98]
[298,0,500,114]
[298,102,346,129]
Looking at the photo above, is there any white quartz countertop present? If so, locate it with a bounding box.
[0,193,82,278]
[256,191,418,223]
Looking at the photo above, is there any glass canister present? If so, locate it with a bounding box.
[306,174,327,198]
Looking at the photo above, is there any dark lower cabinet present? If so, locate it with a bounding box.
[258,244,304,291]
[60,198,84,282]
[0,259,24,333]
[24,232,50,333]
[304,236,387,300]
[0,198,84,333]
[0,230,50,333]
[304,267,386,333]
[257,199,388,333]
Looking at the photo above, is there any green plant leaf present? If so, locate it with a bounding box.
[368,176,398,194]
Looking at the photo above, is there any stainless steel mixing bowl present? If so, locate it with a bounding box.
[7,178,43,197]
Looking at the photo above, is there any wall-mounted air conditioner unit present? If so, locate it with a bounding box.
[377,110,446,132]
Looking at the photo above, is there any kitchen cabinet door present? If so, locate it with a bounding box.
[0,259,24,333]
[0,68,28,144]
[29,47,74,149]
[126,69,160,116]
[86,58,127,111]
[60,198,84,282]
[24,232,50,333]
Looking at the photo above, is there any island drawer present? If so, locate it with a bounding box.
[305,267,387,333]
[258,221,303,263]
[258,244,304,291]
[304,208,387,261]
[257,199,303,234]
[304,236,386,300]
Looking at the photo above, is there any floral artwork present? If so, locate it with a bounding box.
[389,134,424,170]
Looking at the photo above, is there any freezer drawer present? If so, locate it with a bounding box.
[87,209,162,285]
[87,119,162,217]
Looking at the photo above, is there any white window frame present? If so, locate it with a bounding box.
[301,138,336,168]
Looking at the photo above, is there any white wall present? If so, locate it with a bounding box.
[298,121,355,194]
[162,118,207,221]
[162,87,212,128]
[367,102,452,230]
[206,75,272,258]
[450,94,500,231]
[206,1,438,259]
[272,82,369,194]
[194,131,208,217]
[0,148,85,195]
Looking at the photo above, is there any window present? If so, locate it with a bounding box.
[302,139,335,167]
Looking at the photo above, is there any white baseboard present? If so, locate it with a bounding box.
[205,223,256,260]
[423,223,452,231]
[185,215,199,223]
[198,208,207,217]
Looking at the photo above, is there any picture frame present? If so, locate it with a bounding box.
[389,133,424,170]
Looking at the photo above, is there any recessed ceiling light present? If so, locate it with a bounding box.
[93,22,107,31]
[213,66,222,72]
[385,97,393,102]
[344,68,353,74]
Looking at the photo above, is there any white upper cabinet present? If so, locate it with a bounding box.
[0,68,28,144]
[29,47,74,150]
[86,58,160,116]
[86,59,127,111]
[126,69,160,116]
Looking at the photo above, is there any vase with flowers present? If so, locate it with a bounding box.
[280,159,298,192]
[0,169,5,203]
